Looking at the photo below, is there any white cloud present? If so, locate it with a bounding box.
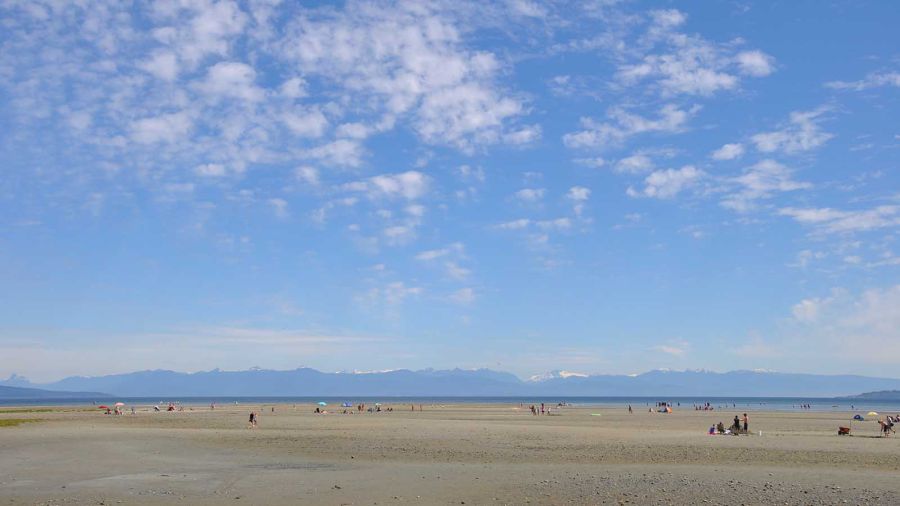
[444,262,471,280]
[653,341,688,357]
[139,51,179,81]
[779,205,900,234]
[615,10,775,96]
[614,154,654,173]
[310,196,357,224]
[268,198,289,219]
[536,217,572,231]
[195,163,226,177]
[197,61,265,102]
[720,159,811,212]
[496,218,531,230]
[151,0,248,67]
[751,108,833,154]
[789,285,900,364]
[0,0,542,195]
[280,77,307,98]
[283,2,530,150]
[627,165,703,199]
[130,111,193,144]
[335,122,372,139]
[564,104,697,149]
[825,71,900,91]
[567,186,591,216]
[373,204,429,245]
[514,188,546,202]
[504,124,542,145]
[449,287,476,304]
[382,281,422,305]
[574,157,606,168]
[792,297,830,323]
[282,109,329,138]
[735,50,775,77]
[507,0,547,18]
[457,165,486,183]
[710,142,744,160]
[567,186,591,201]
[648,9,687,28]
[496,217,572,232]
[793,249,826,269]
[344,171,430,201]
[414,243,470,279]
[304,140,362,167]
[415,242,464,261]
[295,166,320,186]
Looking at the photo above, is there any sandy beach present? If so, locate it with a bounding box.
[1,403,899,505]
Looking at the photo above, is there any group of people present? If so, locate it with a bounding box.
[528,403,555,415]
[879,416,896,436]
[709,413,750,435]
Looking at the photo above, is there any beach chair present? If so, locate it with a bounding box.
[837,426,851,436]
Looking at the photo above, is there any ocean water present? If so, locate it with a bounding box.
[2,396,900,413]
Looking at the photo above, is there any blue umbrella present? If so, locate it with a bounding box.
[317,401,327,406]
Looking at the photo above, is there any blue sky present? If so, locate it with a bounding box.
[1,0,898,382]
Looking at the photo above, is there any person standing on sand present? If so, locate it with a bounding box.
[742,413,749,432]
[628,405,632,413]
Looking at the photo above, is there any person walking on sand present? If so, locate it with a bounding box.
[628,405,633,414]
[249,411,257,428]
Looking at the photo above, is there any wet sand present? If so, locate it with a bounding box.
[1,403,899,504]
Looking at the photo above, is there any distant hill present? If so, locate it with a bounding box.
[0,385,110,400]
[5,367,900,398]
[845,390,900,400]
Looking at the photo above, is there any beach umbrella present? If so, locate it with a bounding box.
[114,402,125,407]
[317,401,327,406]
[97,405,109,409]
[868,411,879,417]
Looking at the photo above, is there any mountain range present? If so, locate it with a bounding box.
[4,368,900,398]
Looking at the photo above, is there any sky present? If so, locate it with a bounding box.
[0,0,898,383]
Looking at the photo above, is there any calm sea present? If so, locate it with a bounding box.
[2,396,900,412]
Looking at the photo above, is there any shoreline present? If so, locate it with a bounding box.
[3,395,899,413]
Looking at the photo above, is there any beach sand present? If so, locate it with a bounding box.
[1,403,899,504]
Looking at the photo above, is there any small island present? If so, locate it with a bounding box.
[844,390,900,401]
